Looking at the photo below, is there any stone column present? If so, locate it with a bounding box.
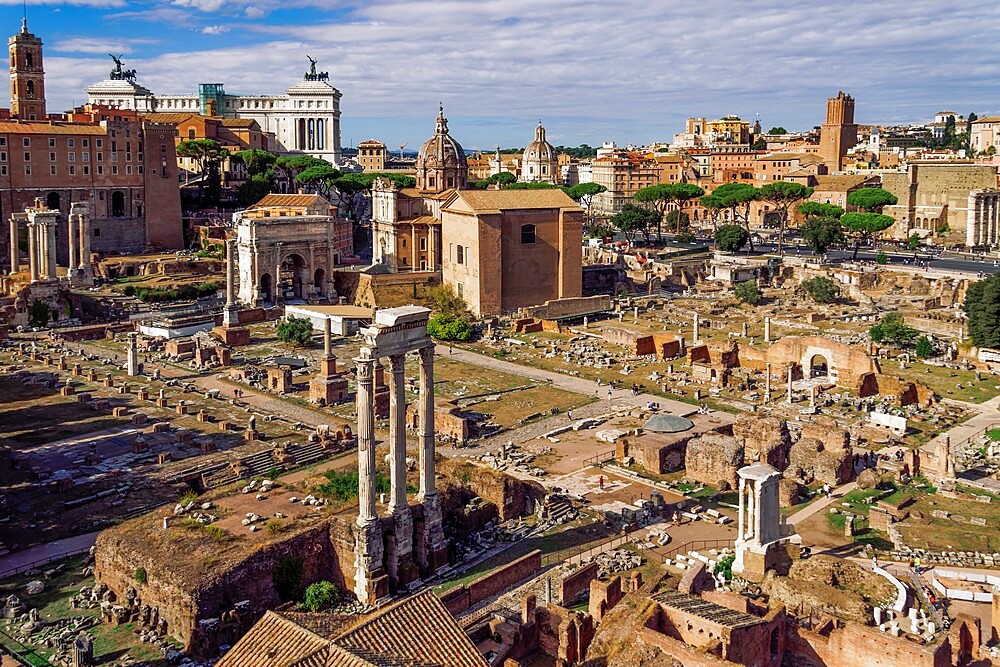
[45,220,57,280]
[764,362,771,402]
[355,353,377,526]
[223,238,238,327]
[692,313,700,343]
[764,317,771,343]
[323,316,332,358]
[737,476,746,540]
[79,212,90,272]
[410,223,418,270]
[126,333,139,376]
[274,243,283,304]
[428,225,439,271]
[416,344,447,574]
[786,365,793,404]
[67,214,78,282]
[27,222,38,282]
[386,352,415,589]
[387,353,408,515]
[352,350,386,605]
[8,217,17,274]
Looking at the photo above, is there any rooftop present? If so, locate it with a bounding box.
[447,189,578,213]
[653,591,762,629]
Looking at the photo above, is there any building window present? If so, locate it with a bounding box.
[24,165,30,175]
[96,139,103,148]
[112,165,118,175]
[521,224,536,244]
[24,152,30,161]
[83,152,89,162]
[69,165,75,175]
[49,165,56,175]
[93,228,100,237]
[68,152,75,162]
[83,165,89,175]
[82,138,89,148]
[0,152,5,161]
[67,138,75,148]
[420,237,426,251]
[48,138,55,147]
[23,138,29,147]
[456,245,464,265]
[97,165,104,175]
[111,191,125,217]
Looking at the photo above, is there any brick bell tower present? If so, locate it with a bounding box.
[9,18,46,120]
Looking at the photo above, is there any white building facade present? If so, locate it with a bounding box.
[86,60,342,164]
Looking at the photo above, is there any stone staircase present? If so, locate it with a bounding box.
[201,440,334,489]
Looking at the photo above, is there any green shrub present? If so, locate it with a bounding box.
[203,525,228,541]
[427,314,472,341]
[122,285,137,297]
[714,224,750,252]
[28,299,50,328]
[314,468,401,501]
[800,276,840,304]
[134,567,147,585]
[302,580,340,611]
[273,556,304,601]
[734,280,763,305]
[132,281,221,303]
[875,252,888,265]
[266,518,287,533]
[915,336,934,358]
[713,554,735,581]
[277,316,314,347]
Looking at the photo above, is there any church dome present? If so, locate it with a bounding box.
[523,122,556,163]
[415,106,468,192]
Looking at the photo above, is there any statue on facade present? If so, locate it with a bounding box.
[108,54,137,82]
[304,55,329,82]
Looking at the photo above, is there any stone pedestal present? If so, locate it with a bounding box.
[72,364,82,376]
[211,325,251,347]
[156,398,168,408]
[112,407,128,418]
[414,494,449,576]
[244,429,259,441]
[86,371,98,382]
[353,520,389,605]
[176,403,188,416]
[385,510,419,592]
[310,374,349,405]
[60,385,75,396]
[136,389,148,401]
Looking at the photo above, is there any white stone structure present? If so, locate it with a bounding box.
[352,306,446,604]
[966,189,1000,248]
[733,464,796,580]
[234,194,351,305]
[86,58,342,164]
[520,122,559,184]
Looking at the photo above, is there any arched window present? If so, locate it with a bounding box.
[111,191,125,217]
[456,245,464,265]
[25,52,32,68]
[26,80,34,97]
[188,129,195,140]
[521,224,536,244]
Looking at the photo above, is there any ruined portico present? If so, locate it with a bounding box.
[353,305,446,604]
[733,463,796,581]
[8,199,93,284]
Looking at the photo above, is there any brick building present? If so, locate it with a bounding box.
[440,188,583,317]
[1,20,182,266]
[591,150,661,214]
[357,139,387,172]
[819,91,858,173]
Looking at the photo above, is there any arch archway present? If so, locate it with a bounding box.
[809,354,829,378]
[46,192,60,212]
[314,267,325,297]
[259,272,272,303]
[279,253,307,301]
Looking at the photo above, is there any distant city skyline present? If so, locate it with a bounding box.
[4,0,1000,151]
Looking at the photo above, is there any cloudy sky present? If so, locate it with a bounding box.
[7,0,1000,150]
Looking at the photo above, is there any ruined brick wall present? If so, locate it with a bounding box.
[734,415,791,471]
[441,550,542,616]
[789,436,853,485]
[766,335,878,388]
[684,433,745,489]
[439,462,546,521]
[589,576,623,622]
[786,619,951,667]
[561,562,599,603]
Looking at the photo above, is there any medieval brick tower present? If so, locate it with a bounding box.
[819,91,857,173]
[8,18,45,120]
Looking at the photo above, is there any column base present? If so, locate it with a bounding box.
[384,509,418,593]
[353,520,388,606]
[414,495,448,576]
[309,375,349,405]
[222,306,239,328]
[211,326,251,347]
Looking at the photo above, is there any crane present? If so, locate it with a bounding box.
[399,143,407,160]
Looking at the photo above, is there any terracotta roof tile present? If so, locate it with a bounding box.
[216,611,331,667]
[0,122,106,135]
[140,113,202,125]
[812,174,876,192]
[249,194,328,209]
[449,189,576,212]
[335,590,487,667]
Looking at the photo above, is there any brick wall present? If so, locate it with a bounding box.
[441,550,542,616]
[560,561,599,603]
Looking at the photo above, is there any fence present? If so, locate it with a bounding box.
[929,568,997,603]
[583,449,616,468]
[655,538,735,562]
[0,546,92,580]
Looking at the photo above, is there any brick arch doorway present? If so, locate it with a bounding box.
[809,354,829,378]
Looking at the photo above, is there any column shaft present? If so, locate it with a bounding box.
[67,215,78,278]
[225,238,236,306]
[388,354,408,514]
[79,215,90,270]
[418,346,436,499]
[46,221,56,279]
[8,218,17,274]
[27,223,37,282]
[355,356,377,525]
[737,477,746,541]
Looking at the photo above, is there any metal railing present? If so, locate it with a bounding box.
[583,450,616,468]
[0,546,92,580]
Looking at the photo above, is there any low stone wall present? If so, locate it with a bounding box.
[440,549,542,616]
[522,295,612,320]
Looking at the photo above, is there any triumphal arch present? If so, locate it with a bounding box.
[234,194,352,306]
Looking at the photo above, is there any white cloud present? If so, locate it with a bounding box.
[51,37,159,54]
[244,5,267,18]
[0,0,124,5]
[201,25,229,35]
[40,0,1000,147]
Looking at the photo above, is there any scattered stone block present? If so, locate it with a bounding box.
[112,407,128,417]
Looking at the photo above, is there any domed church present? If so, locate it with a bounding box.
[520,122,559,184]
[371,106,470,272]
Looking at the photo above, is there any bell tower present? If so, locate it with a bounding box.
[9,18,46,120]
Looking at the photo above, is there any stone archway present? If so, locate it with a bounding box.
[280,253,308,301]
[259,272,272,303]
[809,354,829,378]
[314,268,326,297]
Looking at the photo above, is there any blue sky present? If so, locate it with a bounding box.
[6,0,1000,150]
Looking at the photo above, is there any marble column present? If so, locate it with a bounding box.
[45,220,56,280]
[273,243,283,304]
[355,354,377,526]
[8,217,17,274]
[737,477,746,540]
[79,213,90,273]
[416,345,446,574]
[764,362,771,402]
[786,365,793,404]
[693,313,700,343]
[223,239,238,327]
[27,222,38,282]
[323,316,332,358]
[764,317,771,343]
[387,353,408,516]
[428,225,439,271]
[126,333,139,376]
[67,214,78,282]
